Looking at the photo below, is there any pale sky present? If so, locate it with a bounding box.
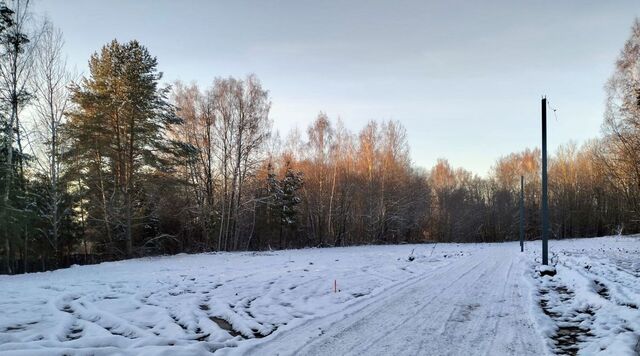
[34,0,640,175]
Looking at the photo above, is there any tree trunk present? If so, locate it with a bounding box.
[4,239,11,275]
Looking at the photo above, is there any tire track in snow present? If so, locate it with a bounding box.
[337,257,487,355]
[235,253,467,355]
[247,246,544,356]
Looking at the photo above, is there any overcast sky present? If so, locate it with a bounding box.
[34,0,640,175]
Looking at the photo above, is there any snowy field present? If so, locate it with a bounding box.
[0,236,638,355]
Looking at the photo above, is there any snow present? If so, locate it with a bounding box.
[0,236,638,355]
[528,236,640,355]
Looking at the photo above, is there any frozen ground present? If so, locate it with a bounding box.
[0,236,638,355]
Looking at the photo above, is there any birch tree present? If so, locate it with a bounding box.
[601,19,640,231]
[30,18,72,266]
[213,75,270,250]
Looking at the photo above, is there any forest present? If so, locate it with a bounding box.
[1,1,640,274]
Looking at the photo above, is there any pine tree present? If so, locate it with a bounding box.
[66,39,179,257]
[0,0,33,274]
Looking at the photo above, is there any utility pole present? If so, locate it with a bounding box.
[520,175,524,252]
[541,97,549,265]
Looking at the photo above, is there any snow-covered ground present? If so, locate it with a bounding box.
[530,236,640,355]
[0,237,638,355]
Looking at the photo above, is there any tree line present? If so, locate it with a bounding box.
[1,1,639,274]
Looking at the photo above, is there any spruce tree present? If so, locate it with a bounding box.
[281,165,303,228]
[275,162,303,248]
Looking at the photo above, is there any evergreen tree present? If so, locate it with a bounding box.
[274,162,303,248]
[280,165,303,229]
[66,39,179,257]
[0,0,33,274]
